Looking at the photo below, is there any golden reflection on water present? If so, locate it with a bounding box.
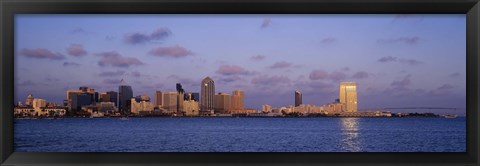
[340,118,362,152]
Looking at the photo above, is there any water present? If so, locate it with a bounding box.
[14,117,466,152]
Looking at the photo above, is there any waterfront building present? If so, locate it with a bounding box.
[201,77,215,112]
[96,102,117,114]
[162,92,178,113]
[339,82,358,112]
[183,100,200,116]
[107,91,118,106]
[262,104,272,113]
[130,98,155,114]
[25,94,34,106]
[295,90,302,107]
[230,90,245,112]
[155,90,163,106]
[118,85,133,114]
[215,93,231,114]
[135,94,150,102]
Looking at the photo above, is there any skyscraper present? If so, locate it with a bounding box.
[118,85,133,114]
[201,77,215,112]
[215,93,231,114]
[295,90,302,107]
[162,92,178,113]
[106,91,118,106]
[231,90,244,112]
[176,83,185,113]
[339,82,357,112]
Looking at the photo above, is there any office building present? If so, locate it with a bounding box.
[295,90,302,107]
[201,77,215,112]
[176,83,185,113]
[231,90,244,112]
[162,92,178,113]
[107,91,118,106]
[339,82,357,112]
[215,93,231,113]
[155,90,163,106]
[118,85,133,114]
[130,98,155,114]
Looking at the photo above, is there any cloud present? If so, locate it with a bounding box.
[167,75,199,87]
[251,55,266,61]
[428,84,454,96]
[98,70,125,77]
[20,48,65,60]
[309,69,329,80]
[268,61,292,69]
[149,45,194,58]
[309,70,346,81]
[261,18,271,28]
[67,44,87,57]
[377,56,423,66]
[95,51,144,68]
[341,67,350,72]
[377,36,420,44]
[63,62,81,66]
[251,75,290,85]
[378,56,397,62]
[320,37,336,44]
[437,84,454,90]
[216,65,254,76]
[218,76,242,83]
[391,74,412,87]
[71,27,94,35]
[329,71,347,81]
[124,27,171,45]
[449,72,461,78]
[103,79,122,85]
[351,71,369,79]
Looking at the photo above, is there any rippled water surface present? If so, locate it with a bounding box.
[14,117,466,152]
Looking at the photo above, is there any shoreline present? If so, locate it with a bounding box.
[14,116,462,119]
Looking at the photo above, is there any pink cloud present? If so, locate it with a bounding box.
[67,44,87,57]
[149,45,194,58]
[20,48,65,60]
[95,51,144,68]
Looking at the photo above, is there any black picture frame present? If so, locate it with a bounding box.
[1,0,479,165]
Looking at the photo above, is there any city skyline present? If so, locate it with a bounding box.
[15,14,466,114]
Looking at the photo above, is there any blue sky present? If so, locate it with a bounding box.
[15,14,466,114]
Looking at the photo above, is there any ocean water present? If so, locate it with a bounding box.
[14,117,466,152]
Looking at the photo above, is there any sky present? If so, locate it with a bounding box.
[14,14,466,115]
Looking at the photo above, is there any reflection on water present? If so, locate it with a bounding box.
[340,118,362,152]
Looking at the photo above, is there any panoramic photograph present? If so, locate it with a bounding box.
[14,14,466,152]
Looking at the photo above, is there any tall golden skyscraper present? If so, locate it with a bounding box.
[231,90,245,112]
[339,82,357,112]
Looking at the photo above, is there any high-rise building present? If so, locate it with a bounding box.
[215,93,231,113]
[295,90,302,107]
[231,90,244,112]
[155,91,163,106]
[162,92,178,113]
[106,91,118,106]
[118,85,133,114]
[201,77,215,112]
[339,82,357,112]
[176,83,185,113]
[70,93,93,112]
